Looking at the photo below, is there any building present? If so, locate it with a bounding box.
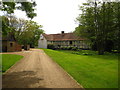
[2,33,22,52]
[38,31,90,49]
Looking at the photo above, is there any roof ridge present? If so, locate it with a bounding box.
[42,33,85,41]
[44,32,73,35]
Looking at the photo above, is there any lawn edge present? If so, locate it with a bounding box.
[43,49,84,89]
[2,54,24,75]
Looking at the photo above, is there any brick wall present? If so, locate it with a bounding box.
[2,41,7,52]
[7,41,22,52]
[15,42,22,51]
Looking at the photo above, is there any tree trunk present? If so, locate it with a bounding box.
[98,48,104,55]
[97,40,105,55]
[24,45,27,50]
[24,45,30,50]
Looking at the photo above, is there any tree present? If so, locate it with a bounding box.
[30,26,43,47]
[14,19,43,48]
[1,0,37,42]
[1,16,10,36]
[74,1,120,54]
[0,0,37,19]
[1,15,44,49]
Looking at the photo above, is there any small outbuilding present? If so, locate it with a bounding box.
[2,33,22,52]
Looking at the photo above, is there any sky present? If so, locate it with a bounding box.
[14,0,87,34]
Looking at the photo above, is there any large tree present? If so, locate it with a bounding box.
[1,15,44,49]
[75,1,120,54]
[1,1,43,50]
[1,16,10,36]
[0,0,37,44]
[15,20,43,47]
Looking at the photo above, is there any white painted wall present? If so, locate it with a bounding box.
[38,34,47,48]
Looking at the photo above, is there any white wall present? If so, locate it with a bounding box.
[38,34,47,48]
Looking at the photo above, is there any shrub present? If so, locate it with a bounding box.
[67,47,72,50]
[82,53,92,55]
[64,47,69,50]
[60,47,64,50]
[58,46,81,51]
[47,44,55,49]
[77,49,81,51]
[61,47,68,50]
[72,47,78,51]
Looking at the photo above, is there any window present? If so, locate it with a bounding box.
[69,41,72,45]
[10,43,13,47]
[58,45,61,47]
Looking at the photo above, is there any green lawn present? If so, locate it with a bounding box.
[2,54,23,73]
[43,49,118,88]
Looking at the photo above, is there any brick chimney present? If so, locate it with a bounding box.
[61,31,64,34]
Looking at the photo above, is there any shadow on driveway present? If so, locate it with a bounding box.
[2,71,44,88]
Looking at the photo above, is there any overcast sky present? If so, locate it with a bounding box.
[14,0,86,34]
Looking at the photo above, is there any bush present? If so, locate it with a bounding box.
[47,44,55,49]
[67,47,72,50]
[71,47,78,51]
[77,49,81,51]
[58,46,81,51]
[82,53,92,55]
[61,47,64,50]
[61,47,68,50]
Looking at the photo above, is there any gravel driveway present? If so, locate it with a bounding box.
[2,49,83,88]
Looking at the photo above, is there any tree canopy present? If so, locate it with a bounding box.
[0,0,37,19]
[1,15,44,48]
[15,19,44,47]
[1,0,43,48]
[74,1,120,54]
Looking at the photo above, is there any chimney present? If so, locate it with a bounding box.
[61,31,64,34]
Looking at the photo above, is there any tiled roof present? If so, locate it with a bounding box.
[43,33,85,41]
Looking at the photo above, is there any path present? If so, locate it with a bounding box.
[2,49,83,88]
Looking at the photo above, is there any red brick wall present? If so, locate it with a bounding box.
[15,42,22,51]
[7,41,15,52]
[7,41,22,52]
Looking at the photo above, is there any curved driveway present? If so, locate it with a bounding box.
[3,49,83,88]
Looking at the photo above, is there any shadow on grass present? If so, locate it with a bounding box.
[2,71,45,88]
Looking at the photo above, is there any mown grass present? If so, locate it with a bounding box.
[43,49,118,88]
[2,54,23,73]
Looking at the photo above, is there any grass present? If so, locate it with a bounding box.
[1,54,23,73]
[43,49,118,88]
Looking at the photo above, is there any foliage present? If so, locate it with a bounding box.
[47,44,55,49]
[43,49,118,88]
[1,16,10,36]
[2,54,23,73]
[1,15,44,48]
[0,0,37,19]
[58,50,97,55]
[30,24,43,47]
[1,0,38,48]
[75,1,120,54]
[15,19,43,46]
[71,47,78,51]
[60,47,79,51]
